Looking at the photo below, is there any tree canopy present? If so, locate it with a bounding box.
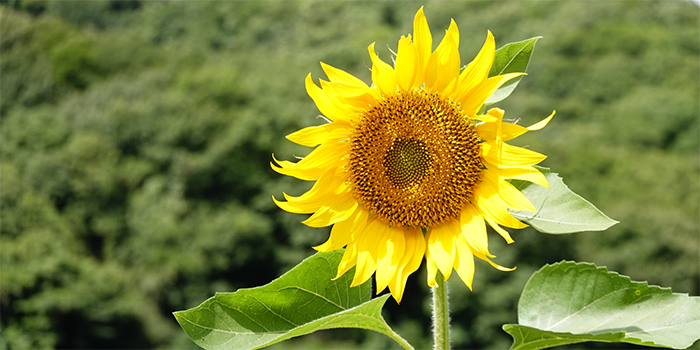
[1,1,698,349]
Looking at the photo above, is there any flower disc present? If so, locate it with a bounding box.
[349,89,482,228]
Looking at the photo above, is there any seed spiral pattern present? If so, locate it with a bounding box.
[348,89,483,228]
[383,138,431,189]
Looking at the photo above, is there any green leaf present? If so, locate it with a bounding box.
[504,261,700,350]
[173,250,413,350]
[508,167,618,233]
[486,36,541,105]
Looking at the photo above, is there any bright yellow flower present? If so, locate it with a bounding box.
[272,8,554,303]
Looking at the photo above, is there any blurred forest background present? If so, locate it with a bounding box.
[1,1,698,349]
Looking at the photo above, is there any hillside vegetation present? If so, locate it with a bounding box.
[1,1,698,349]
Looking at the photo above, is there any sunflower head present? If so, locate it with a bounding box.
[272,7,554,303]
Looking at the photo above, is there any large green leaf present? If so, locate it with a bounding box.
[508,167,617,233]
[504,261,700,350]
[174,251,412,350]
[486,36,541,105]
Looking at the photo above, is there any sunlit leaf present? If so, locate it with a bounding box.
[174,250,413,350]
[486,36,541,104]
[504,261,700,350]
[508,167,617,233]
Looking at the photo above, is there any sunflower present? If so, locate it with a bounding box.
[272,7,554,303]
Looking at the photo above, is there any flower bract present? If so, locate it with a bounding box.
[272,7,555,303]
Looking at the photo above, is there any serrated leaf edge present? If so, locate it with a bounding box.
[506,260,695,350]
[502,324,667,350]
[174,294,395,350]
[532,261,674,295]
[508,167,619,233]
[492,36,542,76]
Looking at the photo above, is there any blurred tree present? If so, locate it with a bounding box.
[1,1,698,349]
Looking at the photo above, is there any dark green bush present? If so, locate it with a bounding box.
[1,1,698,349]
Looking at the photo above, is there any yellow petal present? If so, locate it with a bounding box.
[375,225,406,294]
[482,170,536,212]
[499,177,537,212]
[313,209,359,252]
[271,156,328,181]
[351,218,383,287]
[424,20,460,93]
[472,247,516,272]
[477,124,518,144]
[270,152,295,169]
[395,35,419,91]
[388,227,425,303]
[335,242,357,280]
[483,215,514,244]
[271,141,348,181]
[426,255,438,288]
[527,110,556,131]
[459,203,492,258]
[274,192,326,214]
[302,192,358,228]
[482,141,547,168]
[476,108,526,143]
[305,74,356,122]
[348,208,370,240]
[320,79,381,105]
[368,42,397,97]
[412,7,432,81]
[456,30,495,97]
[439,20,461,93]
[442,73,461,99]
[495,166,549,188]
[475,182,527,239]
[458,73,525,115]
[286,121,352,148]
[334,209,370,280]
[478,109,556,143]
[321,62,368,87]
[446,19,460,47]
[476,178,528,229]
[282,167,347,203]
[272,167,341,213]
[454,235,475,290]
[426,220,460,280]
[473,112,499,124]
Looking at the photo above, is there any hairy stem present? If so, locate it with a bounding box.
[432,271,450,350]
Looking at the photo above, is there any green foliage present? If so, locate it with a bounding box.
[1,1,698,349]
[504,261,700,349]
[509,167,618,233]
[175,251,411,350]
[505,327,637,350]
[486,36,541,105]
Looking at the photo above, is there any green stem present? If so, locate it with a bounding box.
[432,271,450,350]
[384,325,416,350]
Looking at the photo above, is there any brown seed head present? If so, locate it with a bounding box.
[348,89,482,228]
